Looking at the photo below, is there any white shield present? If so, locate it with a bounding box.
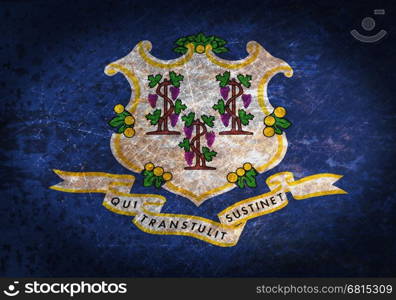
[105,40,293,206]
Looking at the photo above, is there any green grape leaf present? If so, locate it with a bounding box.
[169,71,184,88]
[206,36,215,45]
[178,138,190,152]
[216,71,230,88]
[245,168,258,177]
[117,124,128,133]
[181,112,195,127]
[196,33,205,42]
[244,170,257,188]
[212,99,226,115]
[275,117,292,129]
[148,74,162,88]
[173,46,187,54]
[237,74,252,88]
[202,147,217,162]
[108,115,125,128]
[215,37,227,46]
[143,171,156,187]
[174,99,187,114]
[173,35,227,53]
[119,110,131,117]
[142,170,151,176]
[246,176,256,188]
[154,176,164,189]
[237,176,245,188]
[145,109,162,125]
[175,37,186,46]
[212,47,229,54]
[238,109,254,126]
[201,115,215,128]
[274,125,283,135]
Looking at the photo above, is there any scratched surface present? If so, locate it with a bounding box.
[0,0,395,276]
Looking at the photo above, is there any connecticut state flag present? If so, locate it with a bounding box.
[1,0,395,277]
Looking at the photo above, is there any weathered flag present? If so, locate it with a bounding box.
[1,0,394,277]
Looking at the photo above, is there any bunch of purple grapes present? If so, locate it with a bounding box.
[219,86,252,126]
[183,126,215,166]
[148,86,181,127]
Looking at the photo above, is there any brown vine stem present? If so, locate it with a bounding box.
[219,79,253,135]
[184,120,215,170]
[146,79,180,135]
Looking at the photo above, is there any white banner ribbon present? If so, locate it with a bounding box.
[51,170,346,247]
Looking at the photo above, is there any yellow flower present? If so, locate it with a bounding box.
[153,167,164,177]
[263,127,275,137]
[124,115,135,125]
[227,172,238,183]
[162,172,172,181]
[274,106,286,118]
[114,104,125,114]
[264,115,276,126]
[144,162,154,171]
[123,127,135,138]
[236,168,245,176]
[195,45,205,54]
[243,162,252,171]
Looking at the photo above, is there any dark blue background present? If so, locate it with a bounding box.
[1,0,395,277]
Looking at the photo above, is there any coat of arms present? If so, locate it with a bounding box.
[51,34,346,246]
